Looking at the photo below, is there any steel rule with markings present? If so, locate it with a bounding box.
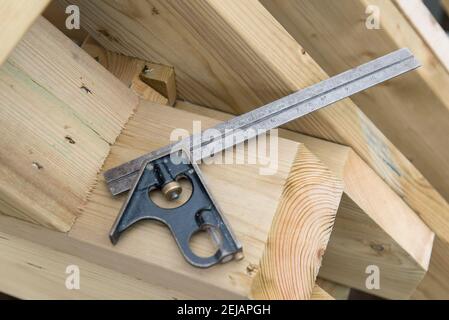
[105,48,420,268]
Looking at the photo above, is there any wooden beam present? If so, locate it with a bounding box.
[8,17,138,147]
[0,221,331,299]
[412,237,449,299]
[80,36,167,104]
[61,0,449,248]
[393,0,449,72]
[82,47,350,300]
[0,228,191,299]
[250,144,340,299]
[301,134,433,298]
[261,0,449,213]
[81,36,175,105]
[0,17,138,231]
[76,102,342,299]
[0,101,343,299]
[140,62,177,106]
[175,101,434,299]
[0,0,50,65]
[322,193,429,299]
[260,0,449,300]
[40,5,176,104]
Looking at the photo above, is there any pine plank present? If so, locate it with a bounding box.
[176,101,434,299]
[0,101,343,299]
[394,0,449,72]
[261,0,449,225]
[0,229,191,299]
[81,36,169,104]
[73,102,342,299]
[60,0,449,248]
[0,17,138,231]
[0,220,331,299]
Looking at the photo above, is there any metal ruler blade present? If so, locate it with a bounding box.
[104,48,420,195]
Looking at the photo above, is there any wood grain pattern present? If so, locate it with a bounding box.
[81,36,169,104]
[61,0,449,247]
[0,17,138,231]
[140,62,177,105]
[261,0,449,299]
[0,229,191,299]
[394,0,449,72]
[261,0,449,231]
[175,101,434,299]
[0,219,331,299]
[9,18,138,144]
[0,0,50,65]
[275,134,434,299]
[73,102,342,299]
[0,102,342,299]
[322,193,430,299]
[252,147,341,299]
[412,237,449,299]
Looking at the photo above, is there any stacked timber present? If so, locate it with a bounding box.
[0,0,448,300]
